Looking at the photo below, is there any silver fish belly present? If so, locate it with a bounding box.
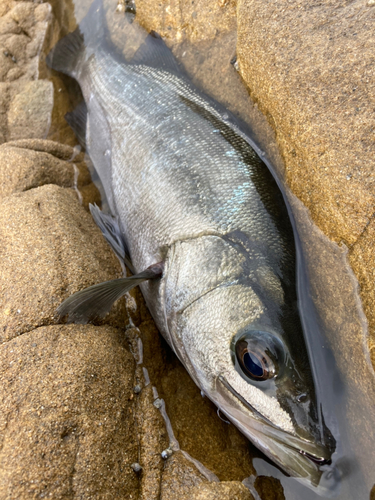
[48,0,337,492]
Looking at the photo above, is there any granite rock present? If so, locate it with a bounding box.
[0,1,52,82]
[185,481,254,500]
[0,80,54,144]
[0,139,100,208]
[0,184,125,343]
[0,324,139,499]
[235,0,375,354]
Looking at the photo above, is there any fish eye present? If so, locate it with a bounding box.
[233,331,285,382]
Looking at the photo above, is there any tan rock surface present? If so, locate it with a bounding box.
[0,324,139,499]
[0,139,99,207]
[0,0,78,146]
[7,79,53,141]
[0,1,52,82]
[161,451,208,499]
[0,80,54,144]
[235,0,375,352]
[0,184,125,343]
[237,0,375,246]
[185,481,254,500]
[254,476,285,500]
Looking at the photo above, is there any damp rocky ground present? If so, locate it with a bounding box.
[0,0,374,499]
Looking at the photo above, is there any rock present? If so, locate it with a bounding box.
[135,0,236,43]
[235,1,375,351]
[237,1,375,246]
[0,323,139,499]
[185,481,254,500]
[0,2,52,82]
[7,80,54,141]
[349,219,375,365]
[0,1,78,146]
[0,80,54,144]
[0,184,126,343]
[160,451,207,499]
[137,384,169,500]
[0,139,100,208]
[254,476,285,500]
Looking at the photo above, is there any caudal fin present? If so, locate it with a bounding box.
[46,0,105,77]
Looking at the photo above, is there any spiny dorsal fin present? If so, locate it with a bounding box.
[89,203,134,273]
[57,262,164,324]
[65,101,88,149]
[46,0,106,77]
[131,31,182,74]
[46,26,84,77]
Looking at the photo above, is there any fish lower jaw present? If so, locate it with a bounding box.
[211,376,334,488]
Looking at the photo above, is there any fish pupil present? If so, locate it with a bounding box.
[243,351,264,378]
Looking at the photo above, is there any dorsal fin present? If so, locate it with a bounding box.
[131,31,182,74]
[65,101,88,149]
[46,0,106,77]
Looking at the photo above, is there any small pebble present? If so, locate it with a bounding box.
[153,397,162,409]
[131,462,142,473]
[133,384,141,394]
[161,447,173,459]
[11,56,17,63]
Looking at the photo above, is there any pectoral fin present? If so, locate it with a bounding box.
[57,262,164,324]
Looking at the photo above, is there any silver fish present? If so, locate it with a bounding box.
[47,0,337,491]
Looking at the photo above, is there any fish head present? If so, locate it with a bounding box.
[162,235,337,491]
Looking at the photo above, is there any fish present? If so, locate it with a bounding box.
[47,0,338,492]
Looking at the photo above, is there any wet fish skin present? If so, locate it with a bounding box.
[48,1,335,489]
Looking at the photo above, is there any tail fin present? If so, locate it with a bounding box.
[46,0,105,77]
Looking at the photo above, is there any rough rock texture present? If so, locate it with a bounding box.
[0,139,100,207]
[254,476,285,500]
[185,481,254,500]
[235,0,375,359]
[0,80,53,144]
[0,324,139,499]
[7,80,53,140]
[0,1,77,146]
[0,2,56,145]
[0,184,125,342]
[0,1,52,82]
[160,451,207,499]
[349,221,375,362]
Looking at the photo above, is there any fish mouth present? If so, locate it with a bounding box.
[216,376,337,492]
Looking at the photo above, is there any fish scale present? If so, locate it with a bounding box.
[89,59,290,271]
